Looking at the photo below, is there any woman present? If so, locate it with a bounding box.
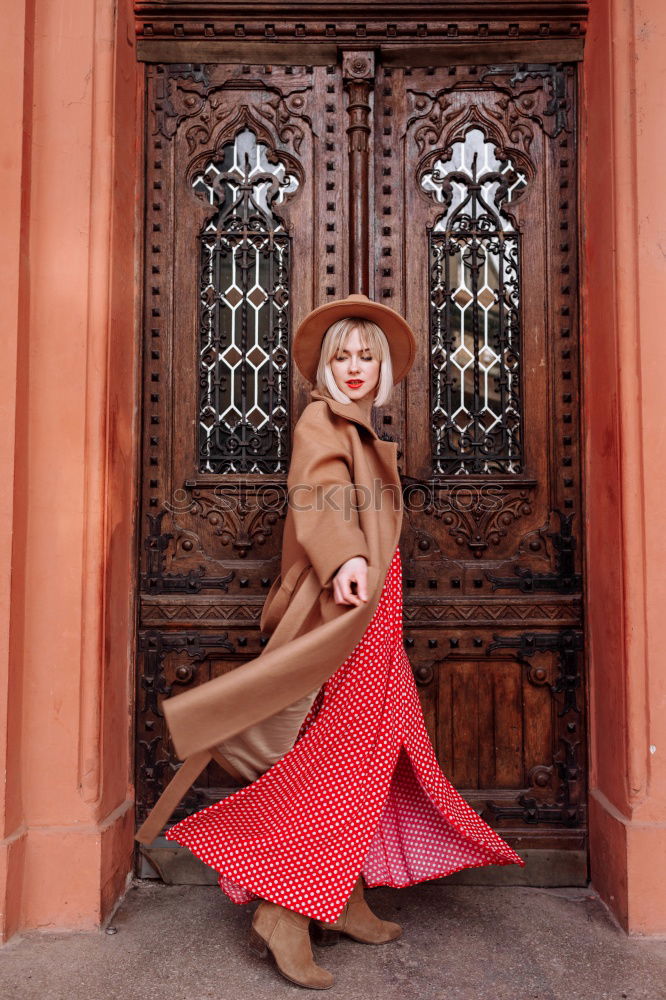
[160,294,525,990]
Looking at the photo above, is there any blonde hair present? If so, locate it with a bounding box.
[314,318,394,408]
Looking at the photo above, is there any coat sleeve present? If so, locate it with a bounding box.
[287,402,370,588]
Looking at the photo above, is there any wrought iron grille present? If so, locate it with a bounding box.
[194,128,298,474]
[422,128,527,475]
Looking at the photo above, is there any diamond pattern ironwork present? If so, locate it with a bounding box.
[422,128,527,475]
[193,128,298,473]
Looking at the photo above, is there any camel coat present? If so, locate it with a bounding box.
[136,388,403,844]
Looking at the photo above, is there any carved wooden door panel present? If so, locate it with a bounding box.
[371,60,585,869]
[136,55,585,878]
[137,60,355,829]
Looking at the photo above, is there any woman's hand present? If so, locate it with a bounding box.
[332,556,369,607]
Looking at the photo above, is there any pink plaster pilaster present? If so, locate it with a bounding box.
[583,0,666,935]
[0,0,140,941]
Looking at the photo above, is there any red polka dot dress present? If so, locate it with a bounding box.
[164,546,525,922]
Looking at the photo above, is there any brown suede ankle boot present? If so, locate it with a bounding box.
[250,899,335,989]
[310,876,403,946]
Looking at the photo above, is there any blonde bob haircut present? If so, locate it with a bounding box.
[314,317,394,408]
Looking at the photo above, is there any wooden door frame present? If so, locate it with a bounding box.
[132,1,593,888]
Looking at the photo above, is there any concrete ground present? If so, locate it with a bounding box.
[1,880,665,1000]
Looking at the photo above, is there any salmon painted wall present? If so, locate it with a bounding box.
[0,0,140,940]
[1,0,665,942]
[583,0,666,934]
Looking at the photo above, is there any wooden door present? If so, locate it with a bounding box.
[136,54,585,879]
[373,60,585,870]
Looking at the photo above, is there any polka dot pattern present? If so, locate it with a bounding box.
[165,546,525,922]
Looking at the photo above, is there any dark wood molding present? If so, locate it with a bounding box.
[135,0,588,19]
[134,1,589,53]
[136,40,339,63]
[380,38,584,66]
[137,37,585,64]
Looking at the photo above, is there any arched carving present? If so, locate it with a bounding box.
[415,103,535,201]
[185,104,308,187]
[406,63,574,152]
[152,63,315,156]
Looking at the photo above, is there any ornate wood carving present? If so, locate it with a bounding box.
[138,595,582,630]
[486,509,582,593]
[342,50,374,294]
[173,481,289,555]
[141,511,236,594]
[400,476,536,557]
[134,3,589,46]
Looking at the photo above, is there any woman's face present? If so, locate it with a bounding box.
[329,326,380,403]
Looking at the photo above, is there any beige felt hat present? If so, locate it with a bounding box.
[292,293,416,385]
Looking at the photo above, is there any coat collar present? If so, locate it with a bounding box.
[309,388,379,440]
